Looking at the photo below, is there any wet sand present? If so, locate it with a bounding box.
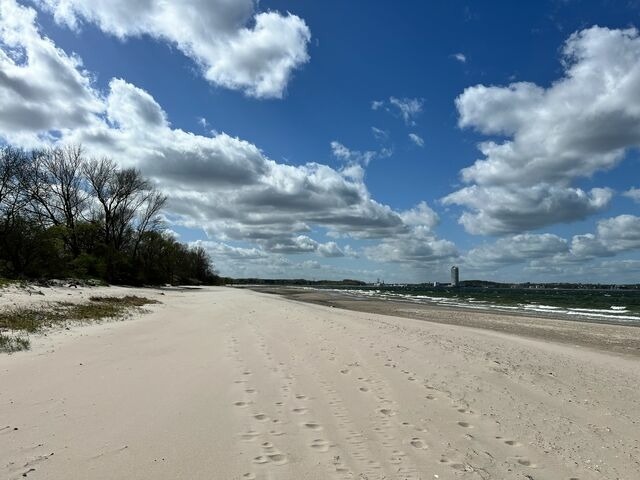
[250,286,640,357]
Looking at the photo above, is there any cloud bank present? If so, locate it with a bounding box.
[445,27,640,235]
[464,215,640,272]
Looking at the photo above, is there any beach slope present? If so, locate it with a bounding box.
[1,287,639,479]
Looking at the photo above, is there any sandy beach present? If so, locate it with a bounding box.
[1,286,639,479]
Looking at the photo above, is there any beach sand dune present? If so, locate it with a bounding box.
[1,287,639,479]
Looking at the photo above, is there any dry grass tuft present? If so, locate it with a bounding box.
[0,295,160,353]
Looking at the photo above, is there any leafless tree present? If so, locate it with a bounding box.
[132,190,167,258]
[0,147,26,231]
[83,157,166,252]
[20,145,89,255]
[0,149,16,209]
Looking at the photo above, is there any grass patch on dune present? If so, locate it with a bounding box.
[89,295,159,307]
[0,295,160,353]
[0,333,30,352]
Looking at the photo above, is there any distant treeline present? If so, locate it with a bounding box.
[0,145,222,285]
[231,278,367,286]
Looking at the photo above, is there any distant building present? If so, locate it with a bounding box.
[451,266,459,287]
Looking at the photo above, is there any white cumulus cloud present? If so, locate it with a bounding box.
[464,215,640,272]
[36,0,311,98]
[623,187,640,203]
[446,27,640,234]
[465,233,569,269]
[364,227,458,266]
[444,184,612,235]
[0,0,103,144]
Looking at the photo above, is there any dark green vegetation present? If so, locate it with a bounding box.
[0,145,223,285]
[0,295,159,352]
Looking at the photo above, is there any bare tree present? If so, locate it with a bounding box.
[132,190,167,258]
[0,147,27,231]
[190,245,216,281]
[20,145,89,256]
[84,157,166,252]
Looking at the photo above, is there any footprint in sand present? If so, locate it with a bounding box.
[292,407,307,414]
[514,457,535,467]
[253,413,269,421]
[295,394,307,400]
[504,439,521,447]
[267,453,288,465]
[310,439,330,452]
[380,408,396,416]
[233,401,249,407]
[450,462,470,471]
[340,369,349,374]
[240,430,260,441]
[303,422,323,431]
[359,387,369,392]
[440,457,468,471]
[457,421,472,428]
[253,453,288,466]
[242,473,256,479]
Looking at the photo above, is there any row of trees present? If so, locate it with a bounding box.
[0,145,222,285]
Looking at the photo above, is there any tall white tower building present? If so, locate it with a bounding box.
[451,266,459,287]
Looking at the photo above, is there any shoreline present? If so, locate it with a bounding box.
[246,285,640,357]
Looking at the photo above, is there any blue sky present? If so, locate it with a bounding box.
[1,0,640,283]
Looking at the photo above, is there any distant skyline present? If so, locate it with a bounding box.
[1,0,640,283]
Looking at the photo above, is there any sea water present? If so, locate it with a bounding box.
[316,286,640,326]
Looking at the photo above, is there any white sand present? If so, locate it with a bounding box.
[1,287,639,479]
